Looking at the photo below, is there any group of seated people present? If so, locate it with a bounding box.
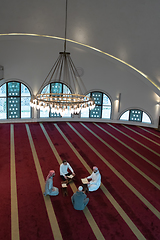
[44,159,101,210]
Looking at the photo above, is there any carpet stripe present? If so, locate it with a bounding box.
[95,123,160,173]
[135,127,160,145]
[10,124,20,240]
[139,127,160,139]
[40,123,106,240]
[25,124,63,240]
[108,124,160,167]
[68,122,160,221]
[86,123,160,188]
[122,124,160,151]
[55,122,146,240]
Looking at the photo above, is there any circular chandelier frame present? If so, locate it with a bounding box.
[31,92,95,115]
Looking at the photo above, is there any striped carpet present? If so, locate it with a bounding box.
[0,122,160,240]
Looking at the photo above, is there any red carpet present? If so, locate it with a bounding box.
[0,122,160,240]
[0,124,11,240]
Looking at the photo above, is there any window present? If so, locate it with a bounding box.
[0,81,31,119]
[40,82,72,118]
[119,109,151,124]
[81,91,111,119]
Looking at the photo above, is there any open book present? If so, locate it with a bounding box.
[62,183,67,188]
[81,178,89,184]
[67,174,74,179]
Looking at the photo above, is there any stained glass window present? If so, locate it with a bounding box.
[8,97,20,119]
[0,98,6,119]
[129,110,142,122]
[0,81,31,119]
[119,109,151,124]
[81,91,111,119]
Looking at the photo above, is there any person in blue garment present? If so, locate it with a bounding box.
[44,170,59,196]
[71,186,89,210]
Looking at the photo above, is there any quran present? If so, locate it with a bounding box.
[67,174,74,179]
[62,183,67,188]
[81,178,89,184]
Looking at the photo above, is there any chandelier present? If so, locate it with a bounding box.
[30,0,95,116]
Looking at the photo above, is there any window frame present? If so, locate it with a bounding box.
[119,108,152,124]
[81,91,112,119]
[0,81,32,119]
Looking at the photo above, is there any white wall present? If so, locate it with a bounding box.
[0,35,159,127]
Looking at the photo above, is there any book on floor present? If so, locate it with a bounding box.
[81,178,89,184]
[67,174,74,179]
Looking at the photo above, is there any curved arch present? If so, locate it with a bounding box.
[1,78,33,96]
[39,80,72,95]
[119,108,152,124]
[0,33,159,93]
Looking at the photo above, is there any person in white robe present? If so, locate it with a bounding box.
[87,166,101,192]
[44,170,59,196]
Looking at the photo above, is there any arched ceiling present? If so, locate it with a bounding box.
[0,0,160,92]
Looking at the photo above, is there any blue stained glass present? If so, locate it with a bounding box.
[92,92,102,105]
[8,82,20,96]
[103,94,111,105]
[81,91,111,119]
[90,106,101,118]
[0,82,31,120]
[40,109,49,118]
[50,112,61,118]
[0,84,6,97]
[0,98,6,119]
[120,109,151,124]
[63,84,71,94]
[41,84,50,94]
[21,83,31,96]
[102,106,111,119]
[21,97,31,118]
[129,109,142,122]
[51,83,62,93]
[8,97,20,118]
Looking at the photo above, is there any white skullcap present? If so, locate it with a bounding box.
[78,186,83,191]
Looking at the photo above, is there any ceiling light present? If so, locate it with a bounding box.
[30,0,95,116]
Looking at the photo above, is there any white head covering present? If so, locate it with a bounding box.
[78,186,83,191]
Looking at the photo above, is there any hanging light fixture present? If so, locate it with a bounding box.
[30,0,95,116]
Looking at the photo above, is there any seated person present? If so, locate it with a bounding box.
[87,166,101,192]
[60,159,75,181]
[44,170,59,196]
[71,186,89,210]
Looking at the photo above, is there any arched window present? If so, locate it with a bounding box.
[81,91,112,119]
[119,109,152,124]
[0,81,31,119]
[40,82,72,118]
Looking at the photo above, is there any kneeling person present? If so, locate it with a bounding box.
[87,166,101,192]
[71,186,89,210]
[44,170,59,196]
